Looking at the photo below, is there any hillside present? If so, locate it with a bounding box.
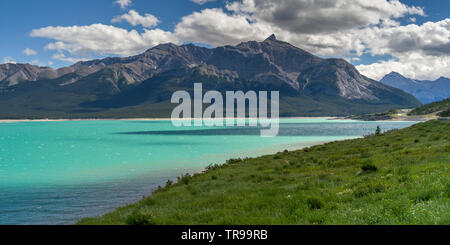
[0,35,420,118]
[441,110,450,117]
[79,120,450,225]
[409,98,450,116]
[380,72,450,104]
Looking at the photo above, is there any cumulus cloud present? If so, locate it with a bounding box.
[190,0,215,5]
[175,8,274,46]
[360,20,450,57]
[173,2,448,80]
[22,48,37,56]
[115,0,132,9]
[226,0,424,34]
[112,10,159,28]
[2,57,16,64]
[29,0,448,80]
[51,53,89,63]
[356,19,450,80]
[30,59,50,67]
[357,55,450,81]
[31,24,178,56]
[173,7,365,56]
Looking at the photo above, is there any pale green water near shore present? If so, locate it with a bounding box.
[0,119,417,224]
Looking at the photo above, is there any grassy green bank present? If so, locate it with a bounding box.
[79,120,450,225]
[409,98,450,116]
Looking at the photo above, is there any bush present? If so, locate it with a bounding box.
[178,174,192,185]
[206,164,221,171]
[375,126,381,136]
[165,179,173,188]
[361,163,378,172]
[226,158,242,164]
[353,180,386,197]
[306,196,325,210]
[126,212,155,225]
[440,109,450,117]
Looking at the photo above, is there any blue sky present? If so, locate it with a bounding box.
[0,0,223,66]
[1,0,449,80]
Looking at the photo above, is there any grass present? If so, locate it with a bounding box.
[78,120,450,225]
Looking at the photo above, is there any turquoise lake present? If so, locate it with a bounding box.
[0,119,418,224]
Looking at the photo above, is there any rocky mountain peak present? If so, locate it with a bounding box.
[380,71,450,103]
[264,34,277,42]
[385,71,406,78]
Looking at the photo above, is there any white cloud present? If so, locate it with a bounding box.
[356,19,450,80]
[31,24,178,56]
[173,2,448,80]
[175,8,273,47]
[357,55,450,81]
[52,53,90,63]
[114,0,131,9]
[23,48,37,56]
[29,0,448,80]
[190,0,215,5]
[2,57,16,64]
[173,7,365,56]
[226,0,424,34]
[112,10,159,28]
[360,20,450,58]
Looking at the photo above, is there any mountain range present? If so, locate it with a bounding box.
[0,35,420,119]
[380,72,450,104]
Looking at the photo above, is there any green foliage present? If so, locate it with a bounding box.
[409,98,450,116]
[165,179,173,188]
[178,174,192,185]
[440,109,450,117]
[306,196,325,210]
[125,212,155,225]
[226,158,243,164]
[361,163,378,172]
[78,120,450,225]
[375,126,382,136]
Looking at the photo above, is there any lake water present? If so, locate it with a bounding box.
[0,119,417,224]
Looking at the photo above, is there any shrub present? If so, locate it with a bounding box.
[126,212,155,225]
[178,174,192,185]
[165,179,173,188]
[375,126,381,136]
[206,164,221,171]
[153,185,164,194]
[353,180,386,197]
[361,163,378,172]
[431,135,441,141]
[226,158,242,164]
[440,109,450,117]
[306,196,325,210]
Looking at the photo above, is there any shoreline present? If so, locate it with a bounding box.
[0,116,340,123]
[77,120,449,225]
